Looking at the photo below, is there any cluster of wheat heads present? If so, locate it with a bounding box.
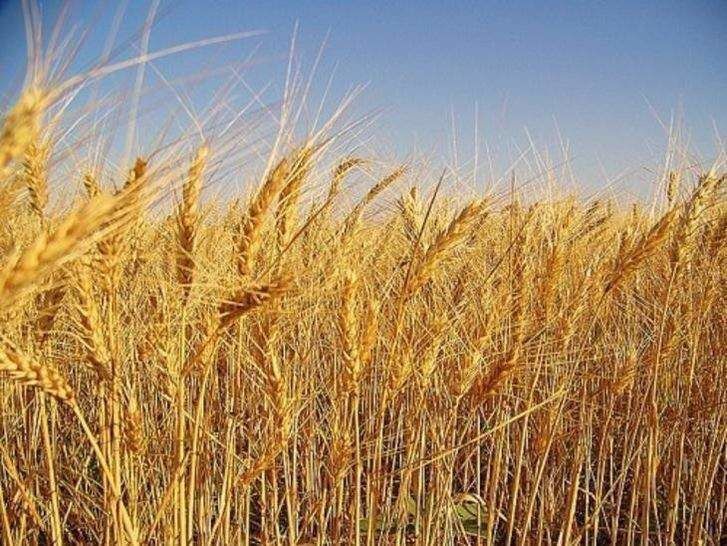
[0,80,726,546]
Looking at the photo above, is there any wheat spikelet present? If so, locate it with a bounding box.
[467,354,515,401]
[509,209,533,342]
[538,204,575,322]
[115,157,150,223]
[328,415,355,484]
[262,346,291,437]
[578,199,612,241]
[538,240,564,323]
[610,349,638,396]
[0,341,74,402]
[121,157,151,223]
[237,312,293,489]
[444,350,480,399]
[529,407,557,458]
[238,439,286,488]
[311,158,366,233]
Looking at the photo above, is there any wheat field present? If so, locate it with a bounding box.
[0,17,726,546]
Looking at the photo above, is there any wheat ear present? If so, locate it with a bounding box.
[0,340,74,402]
[0,194,116,309]
[604,208,676,293]
[670,172,721,269]
[75,268,112,380]
[326,157,365,203]
[0,88,46,180]
[237,156,291,277]
[341,165,407,237]
[339,269,362,393]
[82,171,101,198]
[218,276,291,330]
[406,199,487,296]
[176,146,209,298]
[275,145,315,248]
[22,140,49,218]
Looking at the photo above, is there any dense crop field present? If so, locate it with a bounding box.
[0,19,725,546]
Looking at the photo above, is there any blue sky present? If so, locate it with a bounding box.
[0,1,725,195]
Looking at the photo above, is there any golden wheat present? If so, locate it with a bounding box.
[0,40,724,546]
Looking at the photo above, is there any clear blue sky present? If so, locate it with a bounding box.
[1,0,725,193]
